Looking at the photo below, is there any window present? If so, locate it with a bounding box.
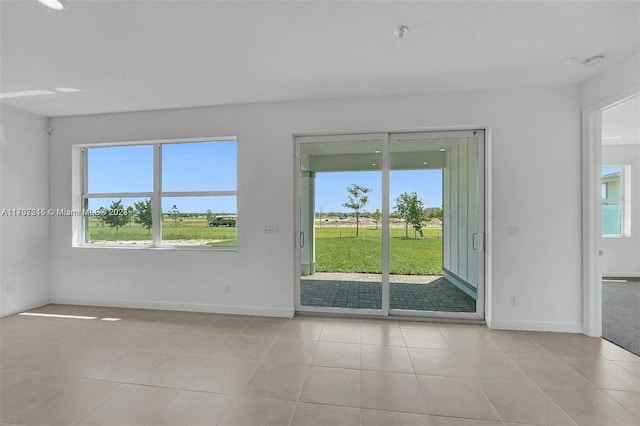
[601,165,630,237]
[80,138,237,248]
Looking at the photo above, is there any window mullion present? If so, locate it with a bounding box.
[160,190,237,198]
[84,192,153,198]
[620,199,625,237]
[82,148,88,196]
[82,148,89,243]
[152,143,162,247]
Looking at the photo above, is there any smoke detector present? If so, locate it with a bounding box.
[393,25,409,39]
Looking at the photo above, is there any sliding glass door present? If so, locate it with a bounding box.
[295,130,484,320]
[296,134,387,315]
[388,131,484,319]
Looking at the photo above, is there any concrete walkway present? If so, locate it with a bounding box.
[304,272,441,284]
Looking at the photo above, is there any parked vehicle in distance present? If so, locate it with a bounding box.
[208,216,236,227]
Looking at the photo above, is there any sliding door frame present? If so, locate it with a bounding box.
[294,129,486,321]
[294,133,389,316]
[387,130,485,321]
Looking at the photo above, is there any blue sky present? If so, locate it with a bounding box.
[601,166,621,199]
[316,170,443,213]
[602,166,620,176]
[88,141,237,213]
[88,142,442,214]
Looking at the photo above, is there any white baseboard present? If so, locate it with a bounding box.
[49,295,295,318]
[0,296,51,318]
[489,319,583,333]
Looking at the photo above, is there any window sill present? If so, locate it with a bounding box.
[74,244,238,252]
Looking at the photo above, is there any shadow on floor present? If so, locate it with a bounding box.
[603,278,640,356]
[300,276,476,312]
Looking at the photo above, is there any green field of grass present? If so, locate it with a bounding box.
[88,216,237,246]
[89,217,442,273]
[315,227,443,275]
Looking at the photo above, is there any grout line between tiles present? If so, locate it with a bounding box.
[497,344,579,426]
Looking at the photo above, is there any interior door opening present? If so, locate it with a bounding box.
[600,94,640,356]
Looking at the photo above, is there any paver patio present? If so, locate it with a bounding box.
[301,272,476,312]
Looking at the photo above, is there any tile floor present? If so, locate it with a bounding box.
[0,304,639,426]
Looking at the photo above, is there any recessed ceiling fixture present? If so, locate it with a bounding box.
[440,148,446,152]
[583,55,605,67]
[0,89,55,99]
[423,162,428,165]
[374,150,381,153]
[37,0,66,11]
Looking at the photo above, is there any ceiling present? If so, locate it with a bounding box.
[300,137,464,172]
[1,1,639,117]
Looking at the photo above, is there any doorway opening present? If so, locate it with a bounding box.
[295,130,485,320]
[600,95,640,355]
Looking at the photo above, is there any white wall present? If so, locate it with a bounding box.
[601,144,640,276]
[582,52,640,109]
[49,86,583,330]
[0,105,51,316]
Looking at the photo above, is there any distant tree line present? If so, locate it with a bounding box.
[96,199,153,233]
[94,200,235,233]
[338,184,441,239]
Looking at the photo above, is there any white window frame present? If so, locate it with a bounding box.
[601,164,631,238]
[74,136,238,249]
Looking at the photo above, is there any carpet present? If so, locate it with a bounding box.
[603,279,640,356]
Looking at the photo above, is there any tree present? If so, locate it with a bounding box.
[406,195,426,238]
[371,208,381,230]
[395,192,426,238]
[103,199,128,232]
[427,207,443,220]
[126,206,134,227]
[342,184,371,238]
[394,193,411,238]
[96,207,107,227]
[206,209,215,224]
[169,204,182,227]
[134,199,152,234]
